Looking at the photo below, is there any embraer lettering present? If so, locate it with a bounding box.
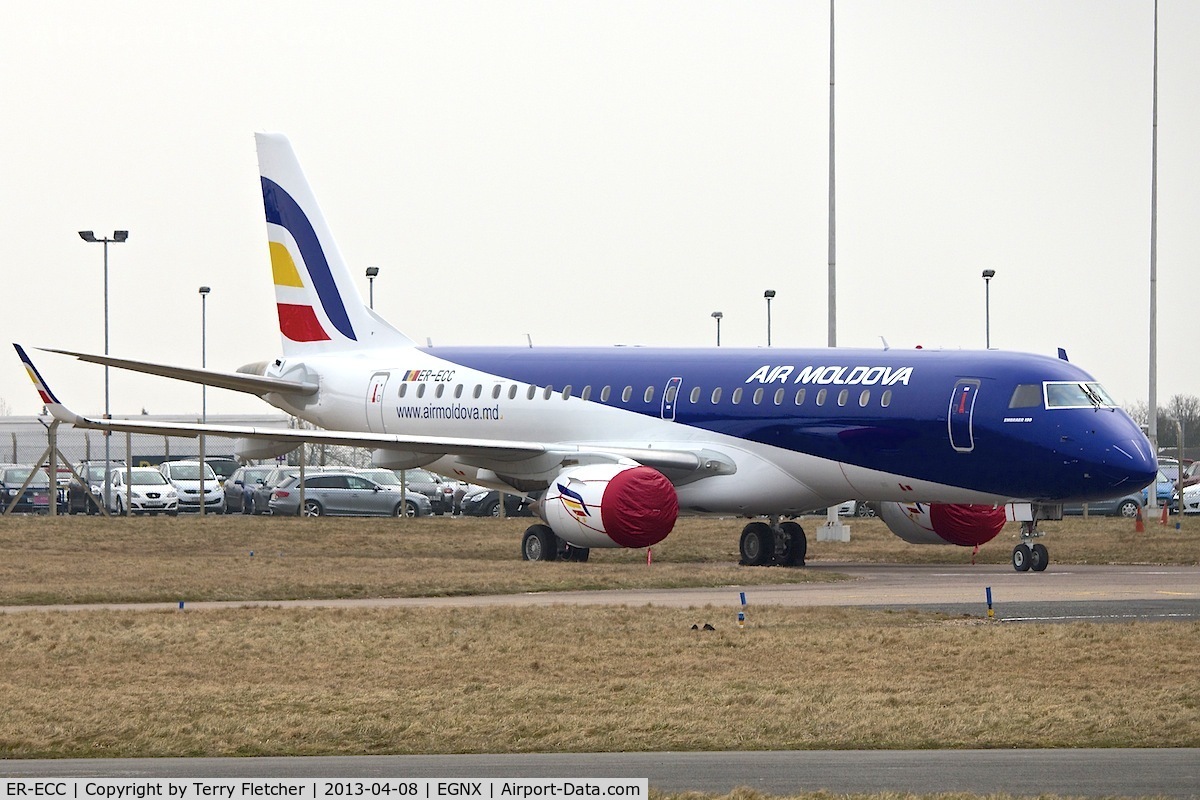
[746,364,914,387]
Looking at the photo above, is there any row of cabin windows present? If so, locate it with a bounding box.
[397,381,893,409]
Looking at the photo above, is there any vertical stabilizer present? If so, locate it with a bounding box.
[255,132,413,354]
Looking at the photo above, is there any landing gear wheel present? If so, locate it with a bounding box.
[739,522,776,566]
[1012,543,1032,572]
[777,521,807,567]
[559,541,590,562]
[1030,543,1049,572]
[521,524,559,562]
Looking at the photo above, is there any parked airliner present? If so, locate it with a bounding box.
[16,133,1156,571]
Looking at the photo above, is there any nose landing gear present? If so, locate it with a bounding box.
[1012,520,1049,572]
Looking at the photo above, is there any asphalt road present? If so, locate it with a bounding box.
[1,750,1198,798]
[3,563,1197,797]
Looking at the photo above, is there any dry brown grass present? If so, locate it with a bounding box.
[0,513,1194,605]
[0,604,1196,758]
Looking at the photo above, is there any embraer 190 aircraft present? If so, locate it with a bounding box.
[17,133,1156,571]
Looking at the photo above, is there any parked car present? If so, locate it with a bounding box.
[1063,470,1174,517]
[0,466,52,514]
[67,459,127,514]
[1176,482,1200,514]
[835,500,877,517]
[158,460,224,513]
[107,467,179,516]
[206,458,241,483]
[252,466,303,514]
[269,471,431,517]
[1176,461,1200,492]
[459,488,533,517]
[224,465,275,514]
[396,469,456,515]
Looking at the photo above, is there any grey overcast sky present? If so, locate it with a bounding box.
[1,1,1195,417]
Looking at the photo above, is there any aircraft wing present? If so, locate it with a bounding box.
[17,344,722,475]
[39,347,318,397]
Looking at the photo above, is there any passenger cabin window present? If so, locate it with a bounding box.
[493,385,502,400]
[509,385,518,400]
[622,386,633,403]
[774,388,785,405]
[690,386,701,404]
[581,386,592,401]
[473,385,482,399]
[858,390,870,407]
[794,388,806,405]
[711,387,723,404]
[815,388,827,406]
[752,388,764,405]
[435,384,445,398]
[643,386,655,403]
[544,386,555,400]
[398,384,408,398]
[416,384,426,399]
[454,384,464,399]
[600,386,612,402]
[837,389,849,407]
[881,390,892,408]
[732,388,743,404]
[527,386,536,400]
[562,386,573,400]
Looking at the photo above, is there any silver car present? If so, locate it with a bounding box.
[268,471,432,517]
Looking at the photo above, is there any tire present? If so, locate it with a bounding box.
[854,502,876,518]
[167,510,178,517]
[521,525,559,561]
[1031,543,1049,572]
[778,521,807,566]
[739,522,775,567]
[302,500,323,517]
[1012,543,1032,572]
[485,500,501,517]
[1116,499,1141,518]
[394,500,419,518]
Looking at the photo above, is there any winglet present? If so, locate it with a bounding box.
[14,344,81,424]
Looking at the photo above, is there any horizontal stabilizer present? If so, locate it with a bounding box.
[40,348,319,397]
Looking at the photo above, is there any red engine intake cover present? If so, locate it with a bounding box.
[599,465,679,548]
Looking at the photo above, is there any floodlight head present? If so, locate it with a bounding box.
[79,231,97,242]
[763,290,776,299]
[198,286,211,295]
[113,230,129,242]
[365,266,380,278]
[711,311,723,319]
[981,269,996,280]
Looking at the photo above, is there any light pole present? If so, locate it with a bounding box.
[365,266,379,309]
[763,290,776,347]
[981,269,995,349]
[79,229,128,513]
[711,311,723,346]
[198,286,210,517]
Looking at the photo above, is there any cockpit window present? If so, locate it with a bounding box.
[1008,384,1042,409]
[1044,381,1116,409]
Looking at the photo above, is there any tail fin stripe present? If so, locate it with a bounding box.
[261,177,356,341]
[269,241,305,288]
[14,344,61,405]
[277,303,333,342]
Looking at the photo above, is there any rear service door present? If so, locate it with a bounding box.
[366,372,389,433]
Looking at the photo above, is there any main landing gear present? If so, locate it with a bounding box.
[739,516,807,567]
[1011,520,1049,572]
[520,524,590,562]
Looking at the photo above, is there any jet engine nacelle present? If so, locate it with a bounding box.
[878,502,1007,547]
[540,464,678,549]
[233,437,298,462]
[370,448,438,471]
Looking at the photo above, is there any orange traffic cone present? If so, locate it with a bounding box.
[1161,503,1170,526]
[1135,506,1145,532]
